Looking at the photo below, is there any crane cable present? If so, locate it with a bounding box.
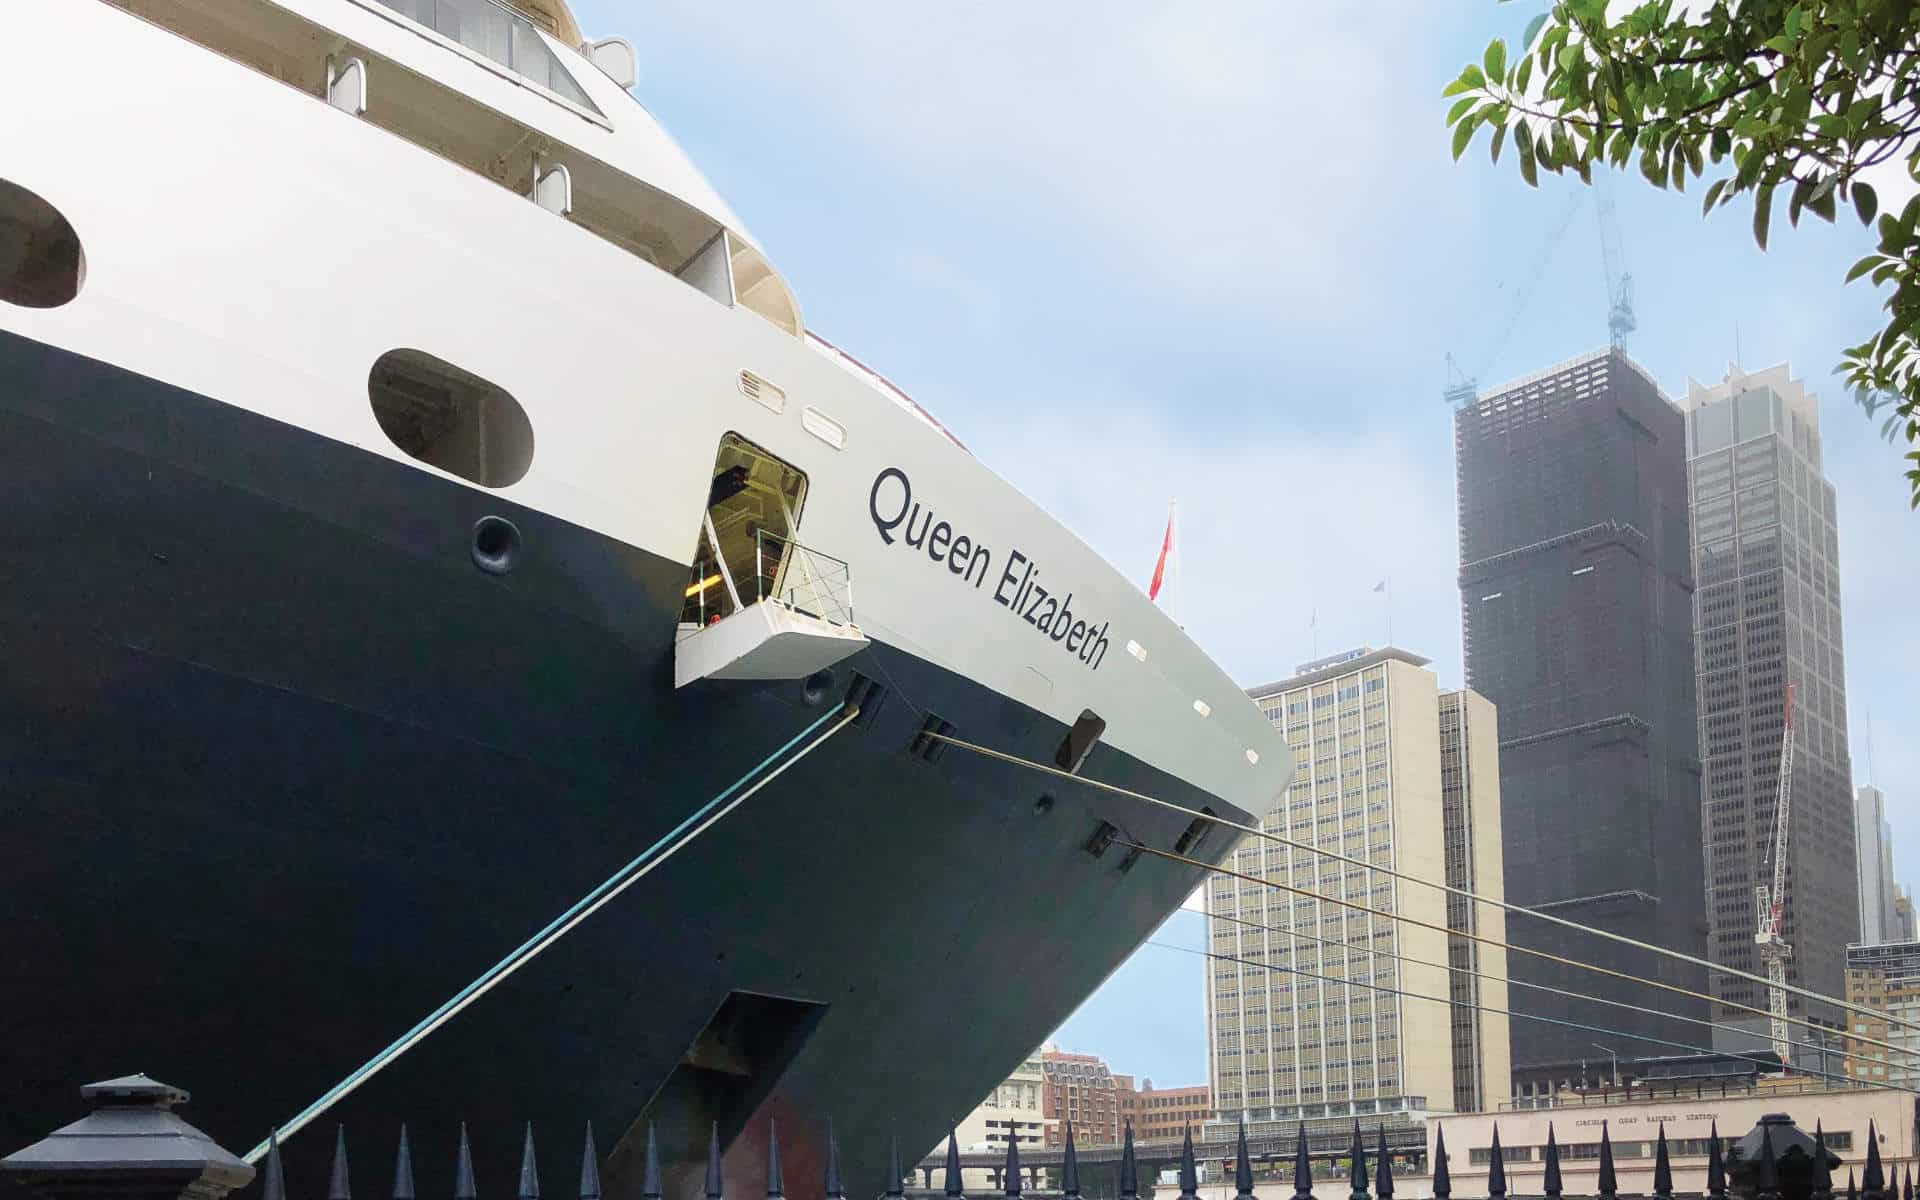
[923,729,1919,1038]
[1148,939,1915,1098]
[1200,906,1884,1075]
[1129,838,1918,1064]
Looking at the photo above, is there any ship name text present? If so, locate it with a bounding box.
[869,467,1110,670]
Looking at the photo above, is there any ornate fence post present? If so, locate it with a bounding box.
[392,1126,416,1200]
[1756,1125,1780,1200]
[944,1133,962,1200]
[1653,1124,1672,1200]
[766,1121,784,1200]
[1177,1128,1198,1200]
[264,1132,287,1200]
[1430,1128,1449,1200]
[1062,1123,1080,1200]
[1864,1121,1885,1200]
[1705,1122,1727,1200]
[330,1127,352,1200]
[1542,1124,1562,1200]
[707,1124,725,1200]
[1597,1122,1617,1200]
[1003,1122,1022,1200]
[3,1076,256,1200]
[1293,1125,1316,1200]
[1234,1122,1254,1200]
[519,1125,541,1200]
[884,1134,905,1200]
[1486,1125,1505,1200]
[823,1123,844,1200]
[1811,1123,1834,1200]
[1373,1127,1392,1200]
[1119,1124,1138,1200]
[454,1124,477,1200]
[1347,1123,1370,1200]
[1850,1170,1859,1200]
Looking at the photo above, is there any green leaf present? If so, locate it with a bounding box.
[1462,64,1487,91]
[1790,177,1812,228]
[1452,116,1477,161]
[1523,12,1549,48]
[1808,185,1837,223]
[1847,254,1881,283]
[1670,151,1687,192]
[1448,95,1479,126]
[1485,39,1507,81]
[1490,123,1508,164]
[1442,76,1475,98]
[1855,181,1880,225]
[1516,55,1534,94]
[1754,182,1775,250]
[1517,124,1539,187]
[1703,178,1728,215]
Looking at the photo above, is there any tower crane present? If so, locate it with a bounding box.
[1595,175,1637,348]
[1755,682,1797,1065]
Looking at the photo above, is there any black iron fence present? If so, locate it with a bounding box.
[1,1075,1901,1200]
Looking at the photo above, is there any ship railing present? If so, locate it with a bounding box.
[753,528,855,630]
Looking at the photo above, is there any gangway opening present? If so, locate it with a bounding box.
[676,434,865,687]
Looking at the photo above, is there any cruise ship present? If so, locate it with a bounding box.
[0,2,1290,1197]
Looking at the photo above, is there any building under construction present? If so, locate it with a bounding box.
[1453,348,1707,1083]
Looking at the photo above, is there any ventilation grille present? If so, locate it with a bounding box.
[739,370,786,414]
[909,714,954,763]
[844,672,888,730]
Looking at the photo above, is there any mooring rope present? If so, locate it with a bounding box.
[244,702,860,1163]
[925,729,1919,1039]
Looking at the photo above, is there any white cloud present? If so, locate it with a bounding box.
[638,1,1456,321]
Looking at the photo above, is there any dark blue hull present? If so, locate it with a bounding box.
[0,331,1244,1200]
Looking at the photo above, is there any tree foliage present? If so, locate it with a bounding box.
[1444,0,1920,504]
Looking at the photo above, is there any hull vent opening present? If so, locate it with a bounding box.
[843,672,888,730]
[368,349,534,488]
[1173,806,1218,858]
[909,714,954,763]
[0,178,83,309]
[1055,710,1106,774]
[1084,820,1119,859]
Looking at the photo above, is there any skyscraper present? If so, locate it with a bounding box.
[1454,348,1706,1078]
[1681,363,1856,1053]
[1214,647,1509,1125]
[1858,784,1898,945]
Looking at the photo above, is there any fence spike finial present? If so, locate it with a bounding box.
[1486,1125,1505,1200]
[1543,1123,1562,1200]
[1119,1123,1138,1200]
[519,1124,541,1200]
[824,1120,845,1200]
[1811,1122,1833,1200]
[1431,1127,1449,1200]
[581,1124,602,1200]
[1850,1169,1859,1200]
[1597,1121,1617,1200]
[1063,1122,1081,1200]
[1178,1126,1198,1200]
[1902,1166,1911,1200]
[1292,1123,1315,1200]
[1004,1119,1023,1199]
[636,1124,656,1200]
[706,1123,724,1200]
[455,1123,478,1200]
[1235,1120,1254,1200]
[1864,1120,1885,1200]
[1653,1124,1672,1200]
[393,1126,417,1200]
[1374,1125,1393,1200]
[1706,1122,1727,1200]
[1350,1122,1370,1200]
[944,1132,963,1199]
[886,1133,904,1200]
[330,1126,352,1200]
[1757,1124,1780,1200]
[766,1120,784,1200]
[265,1130,287,1200]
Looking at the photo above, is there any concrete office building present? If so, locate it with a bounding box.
[1454,349,1707,1076]
[1842,942,1920,1090]
[943,1053,1055,1189]
[1115,1080,1213,1144]
[1682,364,1857,1049]
[1214,647,1509,1125]
[1857,785,1899,945]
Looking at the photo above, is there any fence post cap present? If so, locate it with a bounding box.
[2,1073,253,1200]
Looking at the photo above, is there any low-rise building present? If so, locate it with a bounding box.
[1844,941,1920,1089]
[1040,1047,1121,1147]
[1127,1080,1212,1143]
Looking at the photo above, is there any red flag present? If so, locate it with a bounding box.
[1148,512,1174,601]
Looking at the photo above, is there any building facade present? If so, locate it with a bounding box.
[1682,363,1857,1050]
[1899,891,1917,942]
[1842,941,1920,1090]
[1039,1048,1120,1147]
[1439,688,1507,1114]
[1122,1080,1213,1143]
[942,1053,1055,1189]
[1212,646,1510,1126]
[1857,785,1899,945]
[1454,349,1707,1072]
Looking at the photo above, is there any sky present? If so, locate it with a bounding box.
[571,0,1920,1087]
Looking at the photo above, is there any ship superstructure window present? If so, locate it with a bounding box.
[366,0,601,113]
[368,349,534,487]
[0,180,83,309]
[682,435,810,626]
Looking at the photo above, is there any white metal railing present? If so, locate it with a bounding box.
[754,529,854,629]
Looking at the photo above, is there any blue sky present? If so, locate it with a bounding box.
[573,1,1920,1086]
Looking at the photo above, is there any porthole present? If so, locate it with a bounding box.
[368,349,534,488]
[471,516,521,575]
[0,179,84,309]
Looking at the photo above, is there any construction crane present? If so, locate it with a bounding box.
[1755,682,1798,1065]
[1441,190,1586,405]
[1595,175,1637,348]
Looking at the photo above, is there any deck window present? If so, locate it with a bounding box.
[368,349,534,487]
[0,180,83,309]
[368,0,601,113]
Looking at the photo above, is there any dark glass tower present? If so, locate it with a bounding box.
[1454,349,1707,1078]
